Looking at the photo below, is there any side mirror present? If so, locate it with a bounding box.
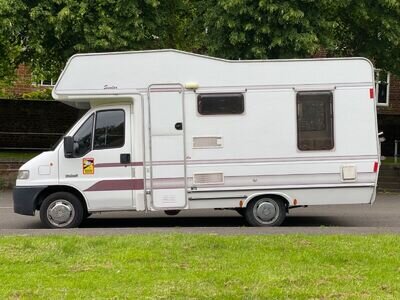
[64,136,74,158]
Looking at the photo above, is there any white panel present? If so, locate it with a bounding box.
[38,165,50,175]
[150,92,183,136]
[88,191,133,210]
[283,187,374,205]
[54,50,374,98]
[153,189,186,208]
[152,136,183,161]
[189,187,374,208]
[334,88,378,155]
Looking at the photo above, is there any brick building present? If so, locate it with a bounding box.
[4,64,50,97]
[377,74,400,156]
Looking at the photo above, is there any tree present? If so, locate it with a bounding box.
[333,0,400,74]
[1,0,399,79]
[196,0,400,74]
[0,0,25,80]
[7,0,190,80]
[197,0,341,60]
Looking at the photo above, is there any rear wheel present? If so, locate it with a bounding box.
[40,192,84,228]
[245,197,286,226]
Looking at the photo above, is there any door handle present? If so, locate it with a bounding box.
[175,122,183,130]
[120,153,131,164]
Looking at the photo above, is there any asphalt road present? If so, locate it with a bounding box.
[1,190,400,235]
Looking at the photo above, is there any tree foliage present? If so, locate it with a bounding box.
[199,0,340,59]
[197,0,400,74]
[4,0,192,79]
[0,0,25,80]
[333,0,400,74]
[0,0,399,79]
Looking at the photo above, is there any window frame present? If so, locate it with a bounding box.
[72,113,95,158]
[92,109,126,151]
[296,91,334,151]
[375,69,390,107]
[197,93,245,116]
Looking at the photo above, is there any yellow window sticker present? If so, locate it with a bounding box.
[83,158,94,175]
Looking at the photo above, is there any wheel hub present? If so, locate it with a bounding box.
[256,201,277,222]
[47,201,74,226]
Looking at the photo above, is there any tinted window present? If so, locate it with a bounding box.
[73,114,94,157]
[297,92,334,151]
[198,93,244,115]
[94,110,125,149]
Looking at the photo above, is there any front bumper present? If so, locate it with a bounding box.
[13,186,47,216]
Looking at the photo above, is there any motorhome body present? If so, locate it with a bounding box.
[13,49,380,228]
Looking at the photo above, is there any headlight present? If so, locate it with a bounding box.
[17,170,30,180]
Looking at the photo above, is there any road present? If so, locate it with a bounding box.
[1,190,400,235]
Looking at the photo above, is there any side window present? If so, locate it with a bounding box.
[198,93,244,115]
[94,110,125,149]
[297,91,334,151]
[73,114,94,157]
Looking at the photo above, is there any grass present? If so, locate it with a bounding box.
[0,234,399,299]
[0,151,40,161]
[381,156,400,166]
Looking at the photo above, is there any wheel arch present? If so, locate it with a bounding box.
[35,185,89,214]
[244,192,292,210]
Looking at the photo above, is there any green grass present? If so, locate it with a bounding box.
[382,156,400,165]
[0,234,400,299]
[0,151,40,161]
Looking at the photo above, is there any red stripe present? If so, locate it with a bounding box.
[85,179,144,191]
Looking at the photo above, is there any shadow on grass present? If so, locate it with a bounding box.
[78,215,352,228]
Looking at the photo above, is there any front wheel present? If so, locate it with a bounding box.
[40,192,84,228]
[245,197,286,226]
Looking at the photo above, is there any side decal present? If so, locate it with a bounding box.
[83,158,95,175]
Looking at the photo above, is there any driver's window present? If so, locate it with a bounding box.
[73,114,94,157]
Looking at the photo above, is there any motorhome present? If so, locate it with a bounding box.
[13,49,380,228]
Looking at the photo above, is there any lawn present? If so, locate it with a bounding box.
[0,151,40,161]
[382,156,400,165]
[0,234,399,299]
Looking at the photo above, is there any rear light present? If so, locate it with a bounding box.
[373,162,379,173]
[370,88,374,99]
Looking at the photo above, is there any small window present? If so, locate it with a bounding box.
[198,93,244,115]
[73,114,94,157]
[297,91,334,151]
[375,69,390,106]
[94,110,125,149]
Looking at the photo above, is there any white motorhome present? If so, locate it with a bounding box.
[14,49,380,228]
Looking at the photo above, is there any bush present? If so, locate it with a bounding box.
[22,88,53,100]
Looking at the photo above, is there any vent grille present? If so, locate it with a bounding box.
[193,136,223,148]
[193,173,224,185]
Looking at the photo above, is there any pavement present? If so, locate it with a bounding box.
[1,190,400,235]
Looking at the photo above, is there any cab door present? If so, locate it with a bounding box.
[59,105,134,211]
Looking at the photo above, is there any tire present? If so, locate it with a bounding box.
[245,197,286,227]
[40,192,84,229]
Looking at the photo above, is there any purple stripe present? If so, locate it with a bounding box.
[85,179,144,191]
[95,162,143,168]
